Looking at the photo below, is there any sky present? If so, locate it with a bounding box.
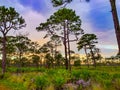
[0,0,120,57]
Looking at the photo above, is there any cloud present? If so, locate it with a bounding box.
[96,30,117,45]
[80,16,118,57]
[0,0,48,42]
[0,0,119,57]
[17,0,47,13]
[19,9,47,41]
[92,29,118,57]
[67,0,91,20]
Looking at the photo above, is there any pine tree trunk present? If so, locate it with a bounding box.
[2,36,7,74]
[84,46,89,68]
[116,30,120,55]
[89,45,96,67]
[66,21,71,71]
[110,0,120,55]
[19,51,22,67]
[64,21,68,70]
[54,42,57,66]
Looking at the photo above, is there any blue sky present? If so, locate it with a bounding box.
[18,0,49,14]
[0,0,120,57]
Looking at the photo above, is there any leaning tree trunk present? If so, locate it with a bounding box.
[2,36,7,74]
[110,0,120,55]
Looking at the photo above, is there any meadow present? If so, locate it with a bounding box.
[0,66,120,90]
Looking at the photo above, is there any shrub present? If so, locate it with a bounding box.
[56,69,70,81]
[53,75,66,90]
[71,70,81,80]
[74,60,81,66]
[113,73,120,78]
[92,72,112,88]
[47,69,70,90]
[35,74,49,90]
[23,79,36,90]
[80,70,91,80]
[71,70,90,81]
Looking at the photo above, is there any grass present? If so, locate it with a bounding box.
[0,66,120,90]
[0,79,26,90]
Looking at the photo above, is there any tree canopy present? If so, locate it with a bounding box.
[0,6,26,74]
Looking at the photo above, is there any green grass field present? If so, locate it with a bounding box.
[0,66,120,90]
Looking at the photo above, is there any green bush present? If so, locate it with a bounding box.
[71,70,90,81]
[113,73,120,78]
[47,69,69,90]
[35,74,49,90]
[100,72,111,79]
[56,69,70,81]
[53,75,66,90]
[74,60,81,66]
[91,72,112,88]
[46,69,56,76]
[71,70,81,80]
[80,70,91,80]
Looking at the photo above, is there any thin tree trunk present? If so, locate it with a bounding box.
[84,46,89,68]
[19,51,22,67]
[54,43,58,67]
[89,45,96,67]
[66,21,71,71]
[16,51,22,74]
[2,36,7,74]
[51,48,54,68]
[64,21,68,70]
[54,42,57,59]
[110,0,120,55]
